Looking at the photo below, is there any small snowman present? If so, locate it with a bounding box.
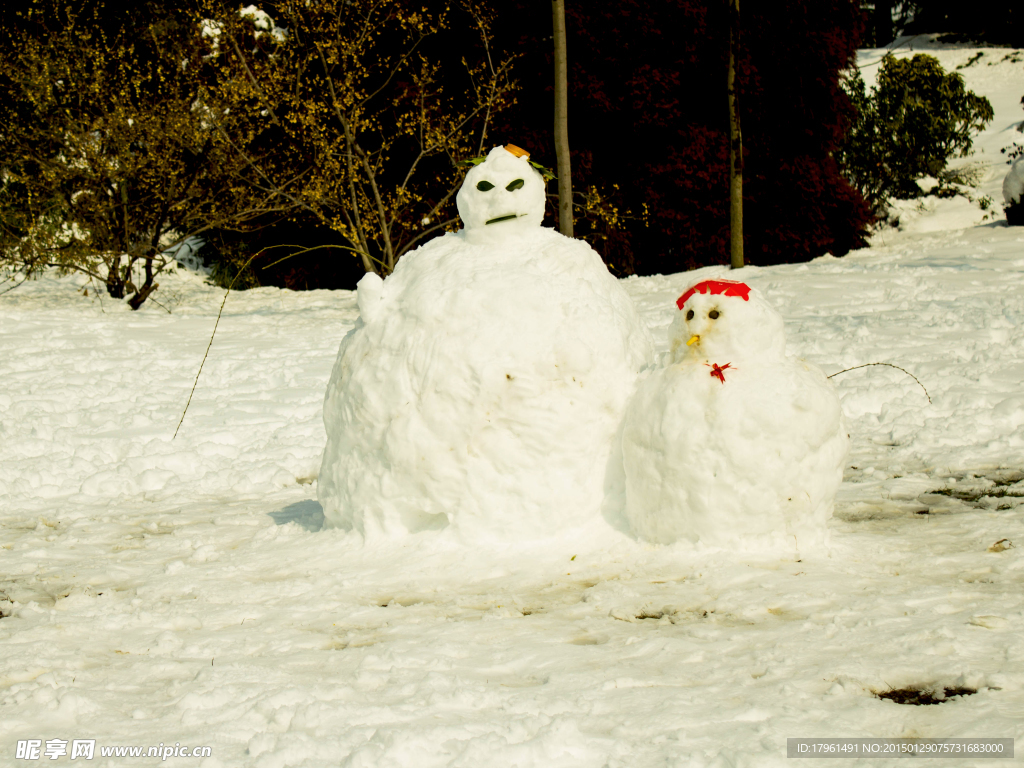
[319,145,654,541]
[621,279,847,554]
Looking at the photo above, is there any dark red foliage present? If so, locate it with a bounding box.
[490,0,873,275]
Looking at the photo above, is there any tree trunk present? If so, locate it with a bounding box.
[873,0,893,47]
[727,0,744,270]
[105,254,126,299]
[127,252,158,310]
[552,0,573,237]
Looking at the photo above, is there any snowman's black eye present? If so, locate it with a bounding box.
[476,180,495,191]
[709,309,720,319]
[506,178,525,191]
[685,309,694,321]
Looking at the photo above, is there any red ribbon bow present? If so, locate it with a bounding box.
[706,362,732,383]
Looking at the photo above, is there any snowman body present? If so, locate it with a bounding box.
[622,280,847,553]
[319,147,654,540]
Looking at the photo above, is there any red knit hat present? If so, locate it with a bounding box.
[676,279,751,310]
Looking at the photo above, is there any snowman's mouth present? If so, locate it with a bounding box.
[485,213,521,225]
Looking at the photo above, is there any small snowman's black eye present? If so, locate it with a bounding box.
[709,309,720,319]
[685,309,694,321]
[476,180,495,191]
[506,178,525,191]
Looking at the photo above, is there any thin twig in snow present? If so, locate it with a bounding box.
[828,362,931,404]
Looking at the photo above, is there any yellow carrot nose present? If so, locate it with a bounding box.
[687,335,700,346]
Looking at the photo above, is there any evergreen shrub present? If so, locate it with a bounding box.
[839,54,994,211]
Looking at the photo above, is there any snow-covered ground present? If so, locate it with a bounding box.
[2,42,1023,768]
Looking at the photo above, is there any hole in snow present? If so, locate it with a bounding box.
[876,686,976,706]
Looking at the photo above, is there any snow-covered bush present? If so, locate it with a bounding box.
[0,1,280,309]
[1,0,517,302]
[839,54,994,211]
[1004,157,1024,226]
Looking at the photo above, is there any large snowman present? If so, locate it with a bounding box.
[318,145,654,541]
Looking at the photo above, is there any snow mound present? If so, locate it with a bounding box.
[1002,156,1024,204]
[319,147,654,541]
[622,279,847,554]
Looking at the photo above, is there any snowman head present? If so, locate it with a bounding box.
[669,279,786,363]
[456,146,547,242]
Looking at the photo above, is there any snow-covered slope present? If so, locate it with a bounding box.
[1,41,1023,768]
